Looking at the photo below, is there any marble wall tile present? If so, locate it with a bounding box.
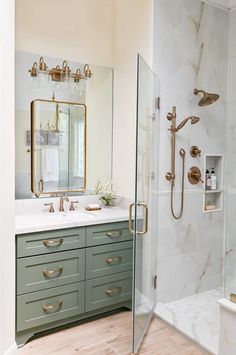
[152,0,229,304]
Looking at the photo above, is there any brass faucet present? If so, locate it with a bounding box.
[59,195,69,212]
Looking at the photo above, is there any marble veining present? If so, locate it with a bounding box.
[155,288,223,354]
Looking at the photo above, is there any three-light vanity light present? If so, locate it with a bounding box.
[29,57,92,83]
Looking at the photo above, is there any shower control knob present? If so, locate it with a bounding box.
[188,166,204,185]
[190,146,201,158]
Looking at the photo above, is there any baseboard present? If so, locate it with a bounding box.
[3,342,18,355]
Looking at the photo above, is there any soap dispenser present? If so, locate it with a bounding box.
[205,169,211,190]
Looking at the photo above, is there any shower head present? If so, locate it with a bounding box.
[193,89,220,107]
[176,116,200,132]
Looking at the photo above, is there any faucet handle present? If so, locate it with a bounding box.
[69,201,79,211]
[44,203,55,213]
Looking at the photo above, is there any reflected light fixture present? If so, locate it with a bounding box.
[29,57,92,84]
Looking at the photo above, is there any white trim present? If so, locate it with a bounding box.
[4,343,17,355]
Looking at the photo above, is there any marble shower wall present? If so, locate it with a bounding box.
[153,0,229,303]
[224,11,236,299]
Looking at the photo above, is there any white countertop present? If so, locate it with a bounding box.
[15,207,130,234]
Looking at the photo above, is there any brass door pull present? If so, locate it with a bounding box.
[43,267,63,278]
[137,202,148,235]
[43,238,63,247]
[129,203,135,234]
[188,166,204,184]
[43,300,63,313]
[106,256,122,265]
[129,202,149,235]
[105,286,122,297]
[106,231,123,238]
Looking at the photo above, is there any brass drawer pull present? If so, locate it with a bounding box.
[106,231,123,238]
[43,238,63,247]
[105,286,122,297]
[43,300,63,313]
[43,267,64,279]
[106,256,122,265]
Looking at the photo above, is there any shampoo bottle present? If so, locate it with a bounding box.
[211,168,217,190]
[205,169,211,190]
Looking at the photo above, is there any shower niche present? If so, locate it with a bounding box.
[203,154,224,213]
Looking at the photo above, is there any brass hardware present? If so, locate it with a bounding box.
[84,64,92,78]
[39,57,47,71]
[137,202,148,235]
[43,238,63,247]
[106,256,122,265]
[43,267,63,278]
[29,56,92,83]
[230,293,236,303]
[106,230,123,238]
[165,107,186,219]
[129,203,135,234]
[44,202,55,213]
[193,88,220,106]
[165,172,175,181]
[31,99,87,196]
[105,287,122,297]
[59,195,70,212]
[69,201,79,211]
[38,179,44,192]
[190,146,201,158]
[129,202,148,235]
[188,166,204,184]
[43,300,63,313]
[30,62,38,77]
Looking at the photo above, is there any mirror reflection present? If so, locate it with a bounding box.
[31,100,86,196]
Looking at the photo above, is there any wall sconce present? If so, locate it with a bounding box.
[29,57,93,84]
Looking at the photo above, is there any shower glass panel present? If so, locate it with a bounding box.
[225,56,236,300]
[132,55,159,353]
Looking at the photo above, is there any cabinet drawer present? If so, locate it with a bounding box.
[17,227,85,257]
[86,241,133,279]
[85,271,132,312]
[86,222,132,247]
[17,249,85,295]
[17,282,85,331]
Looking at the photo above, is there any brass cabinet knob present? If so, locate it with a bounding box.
[188,166,204,185]
[190,146,201,158]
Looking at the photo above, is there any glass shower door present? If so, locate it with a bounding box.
[130,55,160,353]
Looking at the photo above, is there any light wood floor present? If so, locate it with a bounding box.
[18,310,210,355]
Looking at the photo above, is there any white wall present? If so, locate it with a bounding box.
[0,0,16,354]
[113,0,153,198]
[15,0,115,68]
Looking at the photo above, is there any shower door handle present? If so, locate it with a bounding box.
[129,203,135,234]
[129,202,149,235]
[137,202,148,235]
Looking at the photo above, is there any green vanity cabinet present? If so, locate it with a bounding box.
[16,221,133,346]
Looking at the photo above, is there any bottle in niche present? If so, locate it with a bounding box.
[205,169,211,190]
[211,168,217,190]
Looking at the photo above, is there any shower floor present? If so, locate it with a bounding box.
[155,288,222,355]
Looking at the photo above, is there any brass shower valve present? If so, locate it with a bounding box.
[190,146,201,158]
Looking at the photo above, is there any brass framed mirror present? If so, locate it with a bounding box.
[31,99,86,197]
